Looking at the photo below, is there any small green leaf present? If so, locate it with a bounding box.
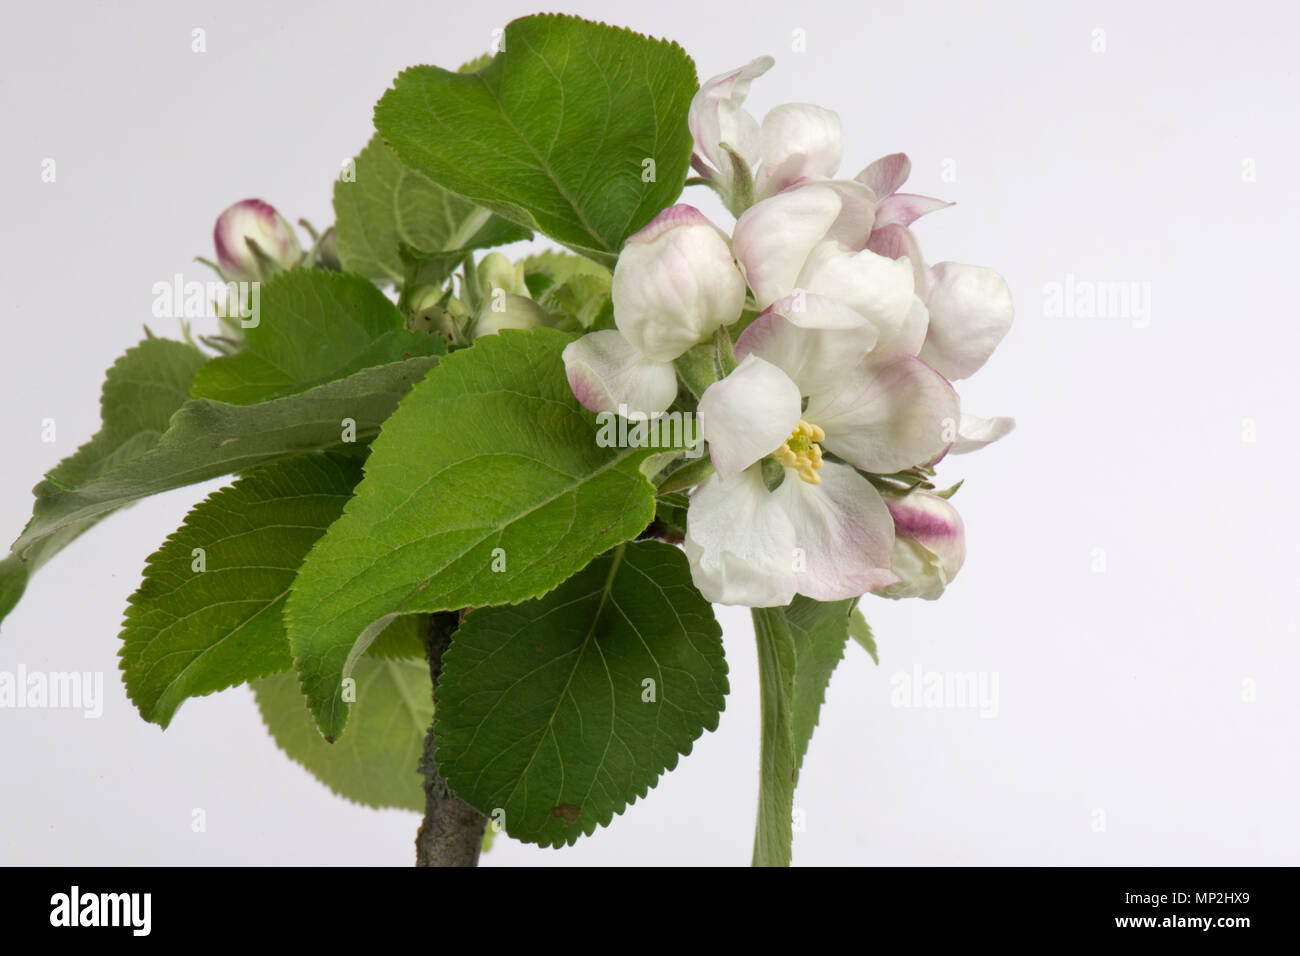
[189,270,444,405]
[435,541,726,846]
[253,655,431,811]
[848,606,879,664]
[286,328,658,740]
[374,14,698,264]
[333,135,529,285]
[0,339,208,628]
[785,597,854,780]
[11,356,439,563]
[751,606,797,867]
[119,453,364,727]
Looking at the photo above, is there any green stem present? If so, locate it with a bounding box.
[751,606,797,867]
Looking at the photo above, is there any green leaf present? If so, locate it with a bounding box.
[189,270,444,405]
[374,14,698,265]
[435,541,726,846]
[0,338,208,628]
[285,328,658,740]
[11,356,439,563]
[848,606,879,664]
[751,606,797,867]
[333,135,529,285]
[253,655,431,811]
[119,453,364,727]
[785,597,854,781]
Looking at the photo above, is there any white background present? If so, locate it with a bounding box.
[1,0,1297,866]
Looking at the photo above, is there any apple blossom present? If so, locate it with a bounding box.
[685,336,959,606]
[874,491,966,600]
[563,204,744,416]
[469,252,550,338]
[213,199,303,281]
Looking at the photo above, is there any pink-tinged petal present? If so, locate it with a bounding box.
[561,330,678,416]
[875,492,965,600]
[698,355,802,480]
[755,103,843,197]
[866,223,927,292]
[874,193,954,228]
[855,153,912,197]
[689,56,774,175]
[950,413,1016,454]
[735,295,878,394]
[872,295,929,357]
[917,262,1014,380]
[684,467,798,607]
[734,184,842,308]
[820,179,878,249]
[808,354,960,473]
[612,204,745,362]
[797,240,916,339]
[214,199,302,280]
[772,461,899,600]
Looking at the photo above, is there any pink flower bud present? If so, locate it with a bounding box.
[213,199,302,280]
[876,492,965,600]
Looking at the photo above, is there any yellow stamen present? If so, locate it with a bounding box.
[772,419,826,484]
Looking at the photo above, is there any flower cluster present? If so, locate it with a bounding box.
[562,57,1014,608]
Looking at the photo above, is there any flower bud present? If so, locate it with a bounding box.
[475,252,527,300]
[213,199,302,280]
[611,205,746,362]
[471,294,549,338]
[876,492,965,600]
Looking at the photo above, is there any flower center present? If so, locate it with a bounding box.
[773,420,825,485]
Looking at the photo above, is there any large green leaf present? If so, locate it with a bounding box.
[254,655,432,811]
[333,135,529,285]
[119,453,364,727]
[285,328,659,740]
[11,355,439,562]
[189,270,444,405]
[435,541,726,846]
[0,338,208,628]
[751,606,797,867]
[374,14,698,265]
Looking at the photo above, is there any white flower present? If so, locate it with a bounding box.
[563,205,744,416]
[867,224,1014,381]
[685,326,959,606]
[470,252,550,338]
[874,491,966,600]
[732,183,916,339]
[213,199,302,281]
[689,58,855,210]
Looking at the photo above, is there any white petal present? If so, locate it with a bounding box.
[820,179,878,249]
[612,205,746,362]
[734,184,842,309]
[698,355,802,480]
[855,153,912,197]
[950,413,1016,454]
[808,354,960,473]
[866,223,927,291]
[734,296,878,395]
[797,240,916,340]
[755,103,843,197]
[872,295,929,357]
[688,56,774,175]
[684,468,798,607]
[918,262,1014,380]
[562,330,678,416]
[772,462,899,600]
